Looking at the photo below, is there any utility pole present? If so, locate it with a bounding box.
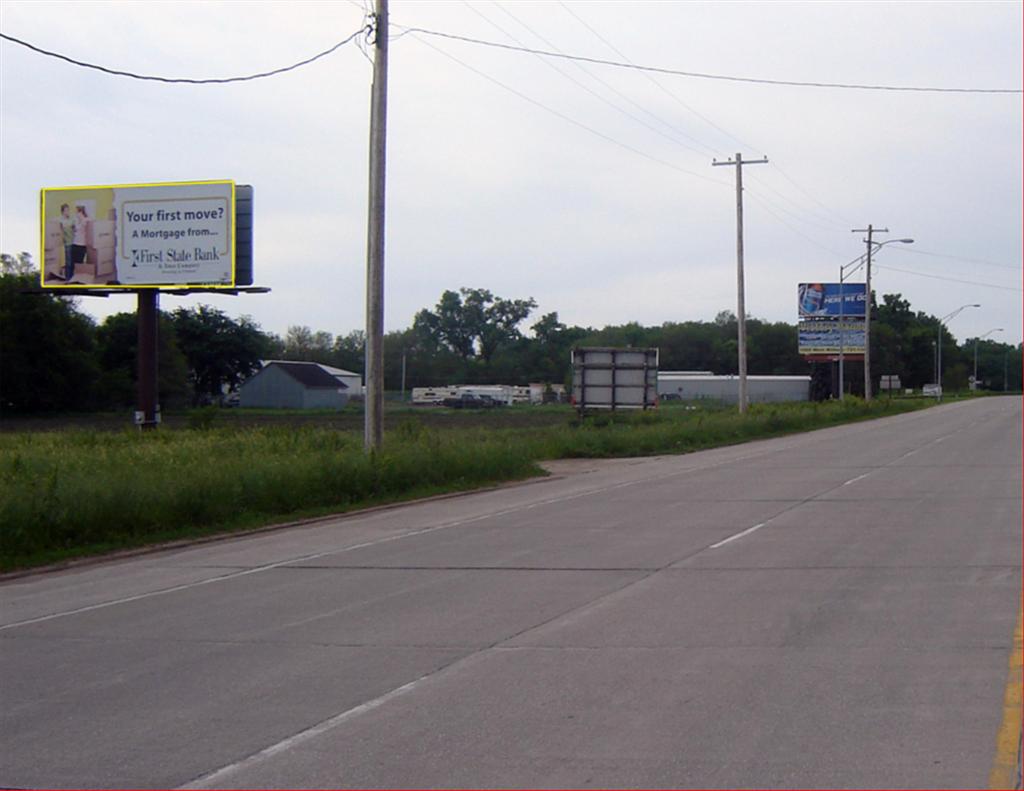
[364,0,388,451]
[851,225,887,401]
[713,152,767,413]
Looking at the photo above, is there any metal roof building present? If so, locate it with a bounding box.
[238,361,361,409]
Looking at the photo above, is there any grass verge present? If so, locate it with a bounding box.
[1,397,935,571]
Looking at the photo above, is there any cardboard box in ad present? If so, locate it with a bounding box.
[85,220,116,248]
[87,245,115,271]
[45,219,62,249]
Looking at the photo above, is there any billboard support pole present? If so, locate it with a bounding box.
[137,290,159,431]
[364,0,388,452]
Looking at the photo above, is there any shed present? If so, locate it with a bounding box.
[238,361,360,409]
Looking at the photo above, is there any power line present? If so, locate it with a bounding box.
[874,263,1022,292]
[408,31,731,188]
[0,28,369,83]
[461,2,712,159]
[744,191,849,259]
[496,1,719,157]
[554,1,752,153]
[888,246,1021,272]
[744,177,850,233]
[550,4,857,236]
[765,161,855,227]
[393,26,1023,94]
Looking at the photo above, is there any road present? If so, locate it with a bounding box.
[1,397,1020,789]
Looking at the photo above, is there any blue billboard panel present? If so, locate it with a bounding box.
[798,283,866,318]
[798,320,865,355]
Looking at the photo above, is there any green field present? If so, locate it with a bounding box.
[1,398,938,571]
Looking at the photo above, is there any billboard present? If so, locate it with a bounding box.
[798,282,866,318]
[572,347,658,411]
[798,320,865,355]
[41,180,235,288]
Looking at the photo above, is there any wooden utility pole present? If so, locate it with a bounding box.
[852,225,887,402]
[364,0,388,451]
[713,153,767,413]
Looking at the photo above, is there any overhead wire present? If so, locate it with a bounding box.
[0,28,370,83]
[874,263,1023,292]
[886,246,1021,272]
[459,2,714,159]
[745,192,849,260]
[405,30,732,188]
[554,0,754,154]
[493,0,720,158]
[548,3,857,235]
[744,176,851,232]
[394,26,1023,94]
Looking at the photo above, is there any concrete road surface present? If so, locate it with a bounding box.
[2,397,1020,789]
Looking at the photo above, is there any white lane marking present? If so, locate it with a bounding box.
[179,673,429,789]
[709,523,766,549]
[842,472,871,487]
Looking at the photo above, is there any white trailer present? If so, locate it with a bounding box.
[411,387,457,405]
[454,385,514,405]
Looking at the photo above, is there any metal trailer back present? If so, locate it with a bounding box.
[571,347,659,412]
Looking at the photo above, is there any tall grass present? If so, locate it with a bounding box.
[0,425,539,569]
[0,398,932,570]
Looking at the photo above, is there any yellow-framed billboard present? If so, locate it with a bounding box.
[40,179,236,289]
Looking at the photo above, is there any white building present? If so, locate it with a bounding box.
[658,372,810,404]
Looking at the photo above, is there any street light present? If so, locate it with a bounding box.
[973,328,1003,391]
[936,303,981,400]
[838,237,913,400]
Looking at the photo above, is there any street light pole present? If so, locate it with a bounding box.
[973,328,1004,391]
[936,303,980,400]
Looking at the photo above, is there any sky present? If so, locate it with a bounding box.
[1,0,1021,350]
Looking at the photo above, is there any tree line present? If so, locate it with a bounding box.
[2,254,1019,413]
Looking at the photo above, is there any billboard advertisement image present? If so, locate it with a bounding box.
[798,320,866,355]
[798,282,867,318]
[40,180,235,288]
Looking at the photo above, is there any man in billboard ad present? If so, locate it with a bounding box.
[798,283,867,318]
[40,180,235,288]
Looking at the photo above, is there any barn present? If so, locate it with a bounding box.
[238,361,362,409]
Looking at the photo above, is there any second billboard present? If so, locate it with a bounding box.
[798,283,866,318]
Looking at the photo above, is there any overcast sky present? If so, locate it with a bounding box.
[2,0,1021,349]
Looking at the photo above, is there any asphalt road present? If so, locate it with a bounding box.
[2,397,1020,789]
